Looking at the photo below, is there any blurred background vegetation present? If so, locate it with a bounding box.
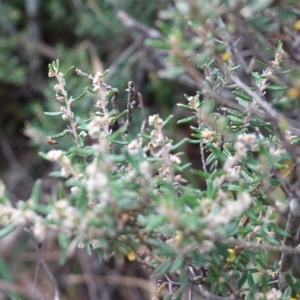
[0,0,182,202]
[1,1,300,299]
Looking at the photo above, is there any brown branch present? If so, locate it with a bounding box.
[27,230,60,300]
[278,180,300,290]
[117,11,163,39]
[137,92,147,134]
[65,274,156,297]
[124,81,136,135]
[111,88,125,127]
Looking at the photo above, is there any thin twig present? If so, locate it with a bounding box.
[27,230,60,300]
[124,81,136,135]
[65,274,156,297]
[137,92,147,146]
[0,129,33,186]
[278,178,300,290]
[117,11,163,39]
[111,88,125,127]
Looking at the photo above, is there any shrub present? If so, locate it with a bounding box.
[2,1,300,300]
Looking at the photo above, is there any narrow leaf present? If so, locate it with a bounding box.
[162,115,174,128]
[44,111,64,116]
[177,115,197,124]
[266,85,287,91]
[71,91,87,103]
[63,66,75,78]
[30,179,41,203]
[233,91,252,101]
[50,131,69,139]
[154,260,173,276]
[0,225,16,239]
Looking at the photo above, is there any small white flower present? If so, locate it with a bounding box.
[62,113,69,120]
[78,242,85,249]
[0,181,5,199]
[54,199,69,210]
[128,140,140,153]
[170,155,181,164]
[148,115,163,127]
[201,128,215,143]
[266,288,282,300]
[32,221,46,243]
[47,150,64,161]
[237,133,256,145]
[226,165,241,182]
[61,167,71,177]
[234,141,247,157]
[223,156,236,171]
[71,186,81,194]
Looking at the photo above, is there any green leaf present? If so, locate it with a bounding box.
[255,60,268,67]
[236,97,250,108]
[57,181,65,199]
[177,115,197,124]
[39,151,51,161]
[30,179,41,203]
[154,260,173,276]
[247,271,256,289]
[266,85,287,91]
[190,169,210,179]
[250,175,263,185]
[256,257,268,270]
[55,59,60,72]
[187,138,200,144]
[147,239,176,256]
[78,136,84,148]
[96,248,103,263]
[227,115,244,126]
[44,111,64,116]
[71,91,87,103]
[110,110,128,121]
[86,87,98,94]
[114,140,128,145]
[260,229,280,245]
[225,108,244,118]
[229,64,242,71]
[50,131,70,139]
[49,171,64,178]
[241,170,252,182]
[144,215,166,232]
[162,115,174,128]
[179,271,189,290]
[63,66,75,78]
[292,137,300,144]
[86,244,92,256]
[233,91,252,101]
[48,63,56,75]
[274,69,294,76]
[207,144,227,162]
[171,138,189,151]
[251,72,261,81]
[145,38,170,49]
[67,146,94,156]
[177,103,191,109]
[106,126,124,142]
[282,287,292,298]
[169,254,185,273]
[0,225,16,239]
[271,222,291,237]
[238,272,248,288]
[101,69,110,78]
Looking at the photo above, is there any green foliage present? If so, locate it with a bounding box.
[2,1,300,299]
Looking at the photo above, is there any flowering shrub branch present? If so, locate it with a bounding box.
[2,1,300,299]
